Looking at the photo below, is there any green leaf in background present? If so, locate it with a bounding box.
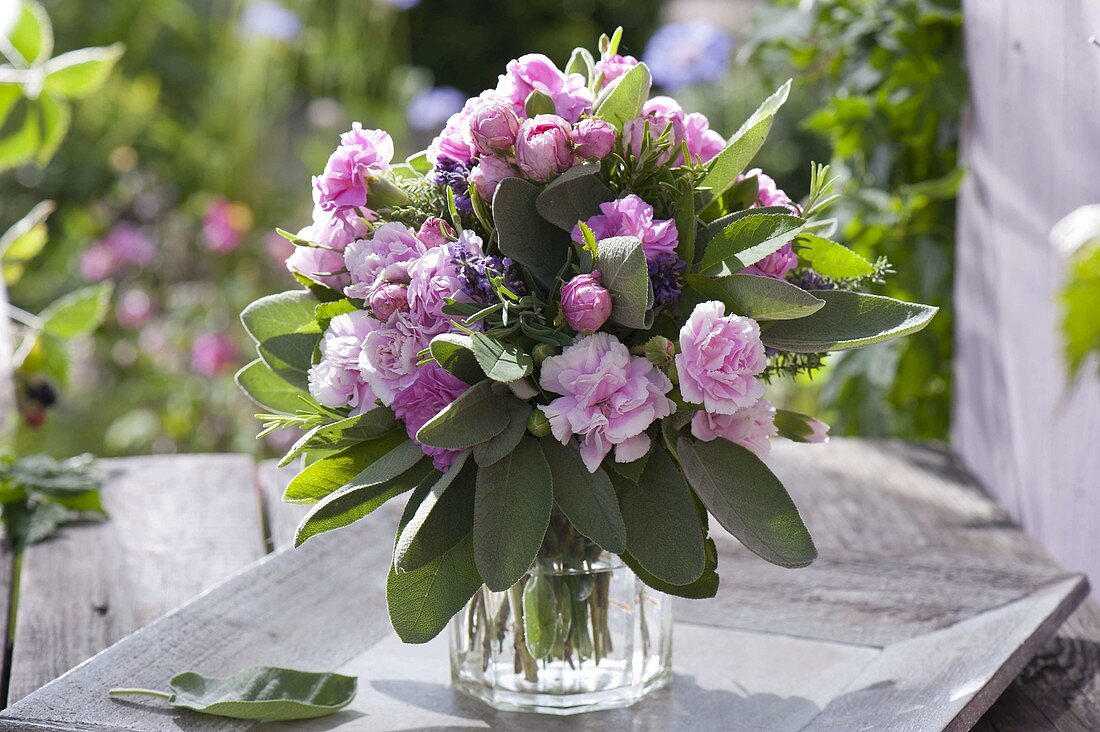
[698,79,791,209]
[677,437,816,568]
[615,446,705,586]
[595,236,653,329]
[523,573,558,659]
[470,332,533,383]
[5,1,52,65]
[541,437,626,554]
[394,455,476,573]
[535,162,614,231]
[109,667,356,721]
[795,233,875,280]
[0,97,39,170]
[1060,243,1100,380]
[42,43,124,99]
[429,332,483,384]
[593,62,651,131]
[277,408,398,467]
[565,46,595,85]
[697,213,806,277]
[294,457,433,546]
[774,409,827,443]
[235,359,315,415]
[623,536,720,600]
[685,273,824,321]
[473,397,532,467]
[282,432,408,504]
[493,176,572,287]
[1,200,53,285]
[240,291,320,389]
[387,533,482,644]
[473,436,553,591]
[416,379,510,449]
[39,282,111,338]
[761,290,938,353]
[35,90,70,165]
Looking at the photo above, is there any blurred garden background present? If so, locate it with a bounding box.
[2,0,964,459]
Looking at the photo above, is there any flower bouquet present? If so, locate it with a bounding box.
[237,29,936,715]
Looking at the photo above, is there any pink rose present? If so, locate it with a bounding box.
[496,53,593,123]
[675,301,766,414]
[691,399,778,459]
[468,100,521,155]
[572,118,617,160]
[391,362,469,471]
[416,217,455,249]
[369,281,409,322]
[469,155,519,200]
[539,332,675,472]
[515,114,575,183]
[314,123,394,211]
[570,194,678,262]
[623,96,686,165]
[343,222,425,299]
[560,271,612,332]
[595,54,639,85]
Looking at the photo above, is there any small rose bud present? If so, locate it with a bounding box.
[468,100,522,156]
[642,335,677,368]
[532,342,559,365]
[368,281,409,321]
[416,217,456,249]
[468,155,518,200]
[527,408,552,437]
[560,271,612,333]
[515,114,575,183]
[573,118,617,160]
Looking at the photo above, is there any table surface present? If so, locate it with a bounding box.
[0,439,1097,731]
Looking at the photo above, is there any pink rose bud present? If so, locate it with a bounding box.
[468,100,522,156]
[573,118,617,160]
[561,271,612,332]
[515,114,575,183]
[469,155,518,200]
[369,281,410,322]
[417,217,455,249]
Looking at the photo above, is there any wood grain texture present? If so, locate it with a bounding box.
[6,455,267,703]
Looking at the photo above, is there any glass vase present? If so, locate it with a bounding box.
[449,520,672,715]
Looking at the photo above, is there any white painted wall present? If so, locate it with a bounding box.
[955,0,1100,585]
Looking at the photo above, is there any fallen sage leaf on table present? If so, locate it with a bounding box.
[108,666,357,721]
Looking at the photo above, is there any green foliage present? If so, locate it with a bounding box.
[393,455,475,573]
[594,235,653,329]
[697,212,807,276]
[1062,245,1100,379]
[592,61,651,131]
[493,176,572,286]
[109,667,357,721]
[541,437,626,554]
[685,273,824,321]
[39,282,111,338]
[522,572,558,659]
[0,452,104,548]
[416,380,510,449]
[761,290,938,353]
[535,162,613,231]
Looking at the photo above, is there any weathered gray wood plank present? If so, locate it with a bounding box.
[256,461,305,553]
[6,454,267,703]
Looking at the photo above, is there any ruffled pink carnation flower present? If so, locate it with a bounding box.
[358,312,425,407]
[391,362,469,471]
[676,301,766,414]
[539,332,675,473]
[691,399,778,459]
[314,123,394,212]
[286,208,368,290]
[683,112,725,163]
[406,245,469,335]
[570,194,678,261]
[496,53,593,123]
[737,168,800,280]
[343,222,426,300]
[307,311,379,412]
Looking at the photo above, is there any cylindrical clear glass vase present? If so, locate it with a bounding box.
[449,551,672,715]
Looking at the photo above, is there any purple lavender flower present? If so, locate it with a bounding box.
[794,270,835,291]
[648,252,686,306]
[406,86,467,133]
[429,157,473,213]
[448,231,524,303]
[642,21,733,91]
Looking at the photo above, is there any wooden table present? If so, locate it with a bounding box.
[0,440,1096,730]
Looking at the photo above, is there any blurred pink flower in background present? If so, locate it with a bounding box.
[191,332,239,377]
[115,289,155,328]
[80,223,157,281]
[265,231,295,266]
[202,197,254,253]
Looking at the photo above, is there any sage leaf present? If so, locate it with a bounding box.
[698,79,791,208]
[615,446,705,585]
[240,291,321,389]
[525,89,556,117]
[593,62,652,131]
[541,438,626,553]
[474,436,553,591]
[388,533,482,644]
[494,177,572,287]
[470,332,533,382]
[677,436,816,568]
[565,46,595,84]
[235,359,315,415]
[523,573,558,659]
[698,213,807,277]
[429,332,483,384]
[623,536,720,600]
[794,233,876,280]
[278,408,398,467]
[535,162,614,231]
[394,456,476,573]
[774,409,826,443]
[596,236,654,329]
[109,667,356,721]
[473,397,533,467]
[282,431,408,503]
[416,379,510,449]
[760,290,938,353]
[685,273,825,320]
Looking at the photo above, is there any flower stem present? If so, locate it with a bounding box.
[108,688,174,701]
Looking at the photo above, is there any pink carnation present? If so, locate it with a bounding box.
[286,245,349,291]
[737,168,800,280]
[416,217,456,249]
[358,312,425,406]
[539,333,675,472]
[406,243,469,334]
[496,53,593,123]
[307,311,379,412]
[691,399,778,459]
[314,123,394,211]
[391,362,469,471]
[675,301,766,414]
[343,222,425,299]
[570,194,678,262]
